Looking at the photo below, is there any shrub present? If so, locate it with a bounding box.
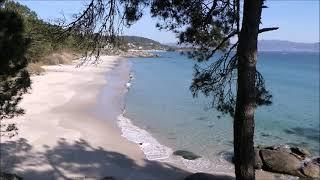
[42,53,74,65]
[27,63,45,75]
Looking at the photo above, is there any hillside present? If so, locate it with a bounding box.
[119,36,169,50]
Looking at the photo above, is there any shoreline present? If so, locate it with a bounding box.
[0,55,297,179]
[0,56,191,180]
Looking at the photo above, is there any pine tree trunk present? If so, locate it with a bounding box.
[234,0,263,180]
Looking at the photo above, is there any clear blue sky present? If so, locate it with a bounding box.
[18,0,319,44]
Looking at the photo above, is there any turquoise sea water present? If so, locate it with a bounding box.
[123,51,320,164]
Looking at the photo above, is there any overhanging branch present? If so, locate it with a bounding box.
[258,27,279,34]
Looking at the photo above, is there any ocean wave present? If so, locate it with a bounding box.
[117,114,173,160]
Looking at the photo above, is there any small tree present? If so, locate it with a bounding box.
[66,0,277,179]
[0,5,31,120]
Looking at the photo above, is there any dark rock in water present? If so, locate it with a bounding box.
[254,148,263,169]
[284,129,295,134]
[196,116,207,121]
[260,132,271,137]
[301,161,320,178]
[168,137,177,140]
[260,149,303,177]
[0,172,23,180]
[184,173,234,180]
[102,176,116,180]
[173,150,201,160]
[290,147,311,158]
[138,143,143,145]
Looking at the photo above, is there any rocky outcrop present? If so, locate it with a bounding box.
[259,149,303,176]
[290,147,311,159]
[301,161,320,178]
[229,145,319,178]
[254,148,263,169]
[253,145,320,178]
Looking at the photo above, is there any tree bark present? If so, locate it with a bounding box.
[234,0,263,180]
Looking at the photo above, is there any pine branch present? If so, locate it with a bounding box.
[258,27,279,33]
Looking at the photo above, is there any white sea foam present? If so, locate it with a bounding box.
[126,82,131,88]
[117,114,173,160]
[117,112,236,174]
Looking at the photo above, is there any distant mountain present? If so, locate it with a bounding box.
[119,36,169,50]
[165,40,320,52]
[122,37,320,52]
[258,40,319,52]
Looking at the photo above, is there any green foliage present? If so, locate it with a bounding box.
[3,0,90,64]
[0,9,31,119]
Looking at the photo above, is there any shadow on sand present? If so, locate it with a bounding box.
[0,138,235,180]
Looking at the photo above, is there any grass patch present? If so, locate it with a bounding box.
[42,52,76,65]
[27,63,45,75]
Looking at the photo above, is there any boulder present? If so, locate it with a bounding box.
[254,148,263,169]
[184,173,234,180]
[301,161,320,178]
[230,148,266,169]
[265,145,291,153]
[260,149,303,176]
[173,150,201,160]
[290,147,311,159]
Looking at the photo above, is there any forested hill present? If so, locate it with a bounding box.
[120,36,169,50]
